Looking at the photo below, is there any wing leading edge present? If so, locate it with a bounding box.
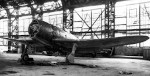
[0,36,33,44]
[54,35,149,48]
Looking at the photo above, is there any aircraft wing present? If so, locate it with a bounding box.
[0,36,33,44]
[54,35,149,48]
[0,35,148,48]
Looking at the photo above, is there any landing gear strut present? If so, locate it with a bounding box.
[66,43,78,64]
[18,44,34,65]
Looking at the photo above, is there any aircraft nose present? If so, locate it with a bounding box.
[28,20,41,38]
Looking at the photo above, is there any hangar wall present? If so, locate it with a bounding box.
[0,0,150,51]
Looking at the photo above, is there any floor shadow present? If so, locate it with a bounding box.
[0,56,21,71]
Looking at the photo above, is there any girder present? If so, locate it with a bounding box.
[104,1,115,38]
[0,0,128,10]
[61,0,127,9]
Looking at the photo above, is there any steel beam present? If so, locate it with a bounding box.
[62,0,125,9]
[104,0,116,55]
[5,8,12,52]
[4,7,20,52]
[62,8,74,31]
[13,8,19,53]
[104,1,115,38]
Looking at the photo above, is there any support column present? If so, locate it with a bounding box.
[61,0,74,31]
[30,5,43,20]
[62,8,74,31]
[14,8,19,53]
[70,8,74,32]
[63,9,67,30]
[7,7,20,53]
[139,4,141,47]
[8,18,11,52]
[104,1,115,38]
[104,1,116,56]
[5,9,12,52]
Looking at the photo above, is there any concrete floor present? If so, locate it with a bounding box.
[0,53,150,76]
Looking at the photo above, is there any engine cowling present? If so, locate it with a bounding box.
[28,20,56,45]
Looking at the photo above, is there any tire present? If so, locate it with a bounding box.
[21,54,29,61]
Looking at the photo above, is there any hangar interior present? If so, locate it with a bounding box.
[0,0,150,57]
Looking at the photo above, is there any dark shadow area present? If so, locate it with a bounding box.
[111,55,144,60]
[43,71,55,75]
[0,54,21,71]
[0,54,7,71]
[0,59,7,71]
[0,71,18,75]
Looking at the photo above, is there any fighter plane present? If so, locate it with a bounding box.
[0,20,149,64]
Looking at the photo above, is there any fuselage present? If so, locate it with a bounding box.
[28,20,78,47]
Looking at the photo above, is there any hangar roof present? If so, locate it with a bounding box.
[62,0,128,8]
[0,0,128,9]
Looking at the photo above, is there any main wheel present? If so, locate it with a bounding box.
[21,54,29,61]
[19,54,29,65]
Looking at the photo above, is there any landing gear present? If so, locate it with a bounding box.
[21,54,29,61]
[91,51,97,58]
[101,47,115,57]
[18,44,34,65]
[66,43,78,64]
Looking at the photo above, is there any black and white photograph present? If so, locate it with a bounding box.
[0,0,150,76]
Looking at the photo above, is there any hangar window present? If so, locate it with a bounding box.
[0,24,3,33]
[129,8,137,18]
[141,7,150,17]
